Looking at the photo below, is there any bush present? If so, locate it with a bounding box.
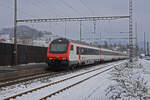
[106,62,150,100]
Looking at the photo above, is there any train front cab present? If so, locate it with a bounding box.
[47,38,71,69]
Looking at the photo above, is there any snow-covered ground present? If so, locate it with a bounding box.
[14,63,119,100]
[141,59,150,86]
[0,61,123,100]
[48,59,150,100]
[47,67,112,100]
[1,59,150,100]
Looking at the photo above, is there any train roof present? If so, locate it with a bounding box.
[52,38,128,55]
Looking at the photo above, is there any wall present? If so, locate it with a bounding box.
[0,43,47,66]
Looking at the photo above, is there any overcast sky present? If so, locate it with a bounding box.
[0,0,150,44]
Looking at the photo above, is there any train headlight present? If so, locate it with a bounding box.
[62,58,67,60]
[49,58,53,60]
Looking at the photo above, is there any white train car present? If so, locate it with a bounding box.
[47,38,128,70]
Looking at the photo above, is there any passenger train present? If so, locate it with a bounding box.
[47,38,128,70]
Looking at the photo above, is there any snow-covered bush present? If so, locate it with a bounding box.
[105,62,150,100]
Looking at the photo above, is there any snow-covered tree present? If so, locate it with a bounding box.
[106,61,150,100]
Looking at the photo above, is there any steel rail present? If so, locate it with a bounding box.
[0,72,55,88]
[40,66,115,100]
[4,61,125,100]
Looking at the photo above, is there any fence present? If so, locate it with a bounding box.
[0,43,47,66]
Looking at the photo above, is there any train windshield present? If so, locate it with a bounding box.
[50,43,68,53]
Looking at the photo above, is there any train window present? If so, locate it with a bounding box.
[50,43,68,52]
[79,47,99,55]
[102,50,113,55]
[81,48,84,54]
[76,47,80,54]
[70,45,74,50]
[80,47,87,55]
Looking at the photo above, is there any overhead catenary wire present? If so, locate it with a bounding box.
[0,2,35,18]
[57,0,82,16]
[54,0,76,17]
[30,0,59,17]
[79,0,95,16]
[17,16,129,23]
[45,0,70,17]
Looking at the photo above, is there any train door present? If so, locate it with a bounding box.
[99,47,101,62]
[69,44,74,61]
[77,46,81,64]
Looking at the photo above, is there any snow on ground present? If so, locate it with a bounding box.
[0,61,123,100]
[2,59,150,100]
[47,68,112,100]
[47,59,150,100]
[15,63,116,100]
[0,59,149,100]
[141,59,150,88]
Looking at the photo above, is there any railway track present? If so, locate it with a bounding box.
[0,64,100,88]
[3,61,126,100]
[0,61,121,88]
[0,72,56,88]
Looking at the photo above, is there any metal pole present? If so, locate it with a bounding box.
[65,22,66,38]
[14,0,17,65]
[99,32,101,41]
[129,0,133,62]
[93,21,96,34]
[147,42,149,56]
[80,21,82,41]
[144,32,146,55]
[135,22,138,59]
